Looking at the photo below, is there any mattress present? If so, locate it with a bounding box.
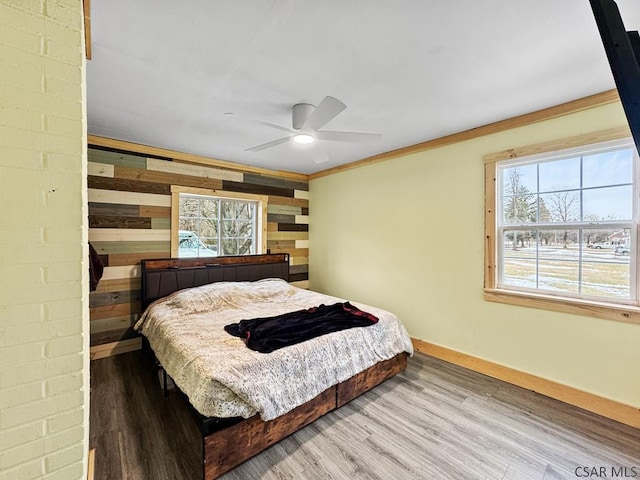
[134,278,413,420]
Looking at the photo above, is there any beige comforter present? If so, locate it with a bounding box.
[134,279,413,420]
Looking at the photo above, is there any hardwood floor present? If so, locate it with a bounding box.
[90,351,640,480]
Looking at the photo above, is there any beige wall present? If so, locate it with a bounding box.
[310,102,640,409]
[0,1,88,478]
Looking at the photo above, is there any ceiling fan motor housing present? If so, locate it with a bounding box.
[292,103,315,130]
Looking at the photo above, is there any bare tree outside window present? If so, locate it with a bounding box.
[178,194,257,257]
[546,188,580,248]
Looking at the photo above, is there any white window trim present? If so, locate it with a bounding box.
[484,126,640,324]
[170,185,268,257]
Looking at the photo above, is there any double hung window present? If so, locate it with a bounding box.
[485,131,640,319]
[171,186,267,258]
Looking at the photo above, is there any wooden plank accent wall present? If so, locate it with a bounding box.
[88,143,309,357]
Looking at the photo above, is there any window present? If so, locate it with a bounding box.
[484,129,640,322]
[170,186,267,258]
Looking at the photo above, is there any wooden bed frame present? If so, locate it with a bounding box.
[140,253,408,480]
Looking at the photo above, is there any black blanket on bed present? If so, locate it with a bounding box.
[224,302,379,353]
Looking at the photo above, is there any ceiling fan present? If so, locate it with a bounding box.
[244,96,381,163]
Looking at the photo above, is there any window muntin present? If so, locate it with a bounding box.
[496,139,637,302]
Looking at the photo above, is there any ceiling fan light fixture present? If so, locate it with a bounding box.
[292,133,315,144]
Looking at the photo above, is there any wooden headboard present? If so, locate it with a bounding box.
[140,253,290,309]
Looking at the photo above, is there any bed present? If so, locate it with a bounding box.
[136,253,413,480]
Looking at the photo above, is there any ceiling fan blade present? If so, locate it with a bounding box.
[303,96,346,131]
[310,145,330,164]
[316,131,382,143]
[230,113,296,134]
[245,136,290,152]
[252,119,296,134]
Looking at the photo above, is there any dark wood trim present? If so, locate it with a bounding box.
[141,253,289,270]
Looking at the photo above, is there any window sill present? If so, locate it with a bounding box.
[483,288,640,324]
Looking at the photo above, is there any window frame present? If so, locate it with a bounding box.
[484,126,640,324]
[170,185,268,258]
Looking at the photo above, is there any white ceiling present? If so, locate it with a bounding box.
[86,0,640,175]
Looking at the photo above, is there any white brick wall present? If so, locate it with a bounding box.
[0,0,88,479]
